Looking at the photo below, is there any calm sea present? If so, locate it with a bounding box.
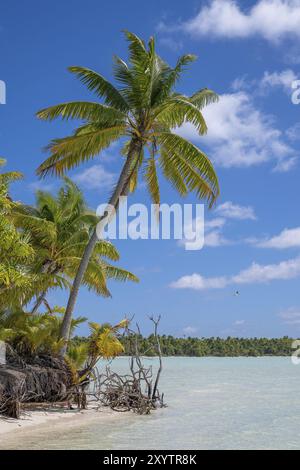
[1,357,300,450]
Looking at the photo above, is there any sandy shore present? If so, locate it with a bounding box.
[0,405,121,448]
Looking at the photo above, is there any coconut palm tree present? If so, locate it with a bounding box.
[36,31,220,352]
[13,178,138,315]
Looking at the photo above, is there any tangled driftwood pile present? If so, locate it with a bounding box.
[94,363,165,414]
[90,316,165,414]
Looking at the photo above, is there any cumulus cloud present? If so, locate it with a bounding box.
[170,256,300,290]
[73,164,116,190]
[179,0,300,43]
[171,273,228,290]
[272,157,298,172]
[178,91,295,171]
[255,227,300,249]
[215,201,257,220]
[204,217,231,247]
[204,202,257,247]
[260,69,298,92]
[204,230,230,247]
[231,69,298,96]
[206,218,227,229]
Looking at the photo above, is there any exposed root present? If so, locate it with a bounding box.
[0,346,73,418]
[88,316,166,415]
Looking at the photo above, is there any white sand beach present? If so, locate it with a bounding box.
[0,405,122,448]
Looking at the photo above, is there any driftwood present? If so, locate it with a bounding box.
[0,317,165,418]
[21,401,70,410]
[88,316,165,414]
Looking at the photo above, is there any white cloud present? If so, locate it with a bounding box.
[204,217,230,247]
[206,217,226,229]
[171,273,228,290]
[178,91,295,171]
[272,156,298,172]
[204,230,230,247]
[255,227,300,248]
[159,36,183,51]
[177,216,229,248]
[170,256,300,290]
[178,202,257,250]
[214,201,257,220]
[278,307,300,325]
[233,320,246,326]
[260,69,298,92]
[183,326,198,335]
[231,69,298,95]
[231,75,252,92]
[181,0,300,43]
[73,164,116,190]
[232,256,300,284]
[286,122,300,141]
[205,203,257,247]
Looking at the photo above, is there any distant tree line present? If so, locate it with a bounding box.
[72,335,295,357]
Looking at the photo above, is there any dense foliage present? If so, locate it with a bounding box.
[0,161,136,363]
[0,307,128,377]
[73,334,295,357]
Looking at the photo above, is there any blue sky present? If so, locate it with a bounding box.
[1,0,300,337]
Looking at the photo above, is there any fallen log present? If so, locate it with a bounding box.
[21,400,70,411]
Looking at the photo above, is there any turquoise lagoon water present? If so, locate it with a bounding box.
[1,357,300,450]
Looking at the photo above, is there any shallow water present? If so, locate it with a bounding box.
[1,357,300,450]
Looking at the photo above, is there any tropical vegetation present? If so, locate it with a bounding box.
[72,334,295,357]
[0,160,136,360]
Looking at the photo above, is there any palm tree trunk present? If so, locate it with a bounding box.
[58,139,141,355]
[31,291,46,314]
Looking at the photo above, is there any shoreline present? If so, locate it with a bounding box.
[0,405,123,448]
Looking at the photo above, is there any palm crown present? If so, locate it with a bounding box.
[36,31,219,207]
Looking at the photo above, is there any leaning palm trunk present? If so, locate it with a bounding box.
[31,291,46,314]
[59,141,141,354]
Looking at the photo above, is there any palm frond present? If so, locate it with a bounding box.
[190,88,219,109]
[104,264,139,283]
[36,125,126,177]
[155,96,208,135]
[37,101,125,124]
[68,66,129,112]
[158,132,219,207]
[143,154,160,206]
